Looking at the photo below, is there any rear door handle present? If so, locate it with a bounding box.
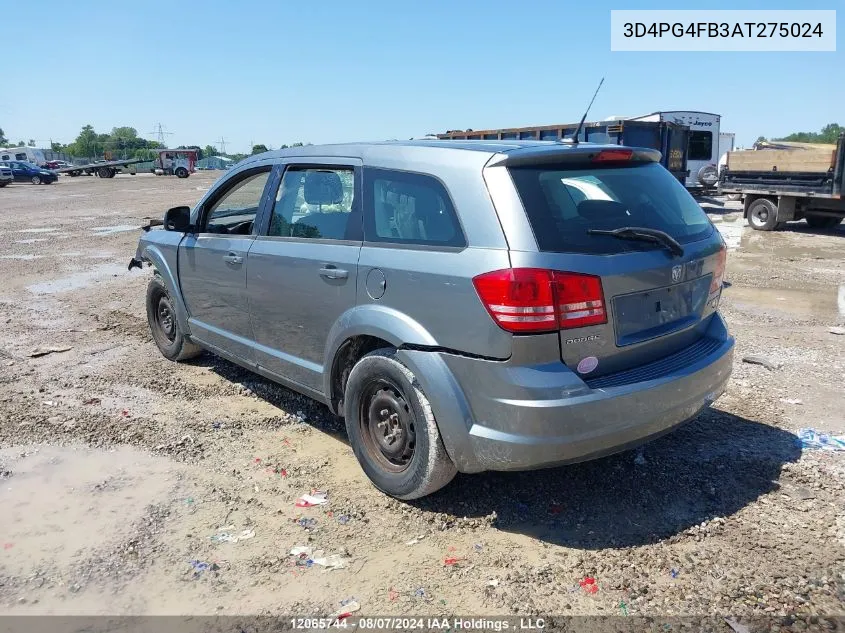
[319,265,348,280]
[223,252,243,265]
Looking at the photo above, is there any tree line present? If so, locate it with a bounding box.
[1,125,308,163]
[758,122,843,145]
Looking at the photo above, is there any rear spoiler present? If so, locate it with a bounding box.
[486,146,662,168]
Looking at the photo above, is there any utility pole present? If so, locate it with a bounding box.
[216,136,228,155]
[148,123,174,147]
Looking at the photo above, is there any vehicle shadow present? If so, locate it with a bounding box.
[188,355,801,549]
[411,407,801,549]
[187,354,349,439]
[782,220,845,236]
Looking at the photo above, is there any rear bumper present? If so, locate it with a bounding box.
[436,314,734,472]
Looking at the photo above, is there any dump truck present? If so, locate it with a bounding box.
[719,133,845,231]
[437,119,690,183]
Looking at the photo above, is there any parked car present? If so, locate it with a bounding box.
[45,160,71,170]
[1,161,58,185]
[0,163,11,187]
[130,141,733,499]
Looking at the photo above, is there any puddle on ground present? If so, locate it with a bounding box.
[0,254,43,261]
[26,263,129,295]
[91,224,140,235]
[727,285,843,319]
[16,228,59,234]
[14,239,47,244]
[714,221,745,251]
[0,445,178,577]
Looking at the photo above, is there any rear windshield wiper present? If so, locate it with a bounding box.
[587,226,684,257]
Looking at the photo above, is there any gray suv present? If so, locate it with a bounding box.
[131,141,733,499]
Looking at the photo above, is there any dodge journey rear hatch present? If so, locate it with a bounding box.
[479,149,726,380]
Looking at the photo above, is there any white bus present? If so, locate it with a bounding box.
[0,146,47,166]
[629,111,721,190]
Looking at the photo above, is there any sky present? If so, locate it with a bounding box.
[1,0,841,154]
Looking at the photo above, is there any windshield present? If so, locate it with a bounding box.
[508,162,713,254]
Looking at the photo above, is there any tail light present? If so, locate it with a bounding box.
[710,247,727,293]
[593,149,633,162]
[472,268,607,333]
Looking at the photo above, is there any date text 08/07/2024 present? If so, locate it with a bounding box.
[289,617,547,630]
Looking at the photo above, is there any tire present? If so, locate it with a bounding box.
[806,214,843,229]
[747,198,779,231]
[69,171,79,177]
[343,349,457,500]
[145,276,202,361]
[175,167,189,179]
[0,182,7,188]
[30,175,41,185]
[97,166,111,178]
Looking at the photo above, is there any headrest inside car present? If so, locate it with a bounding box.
[304,171,343,205]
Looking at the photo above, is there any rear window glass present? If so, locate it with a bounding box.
[363,168,465,247]
[509,162,713,254]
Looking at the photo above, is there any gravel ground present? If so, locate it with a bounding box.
[0,174,843,625]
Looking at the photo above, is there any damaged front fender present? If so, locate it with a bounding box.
[130,230,192,336]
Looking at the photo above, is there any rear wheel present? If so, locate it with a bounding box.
[806,214,843,229]
[30,175,41,185]
[146,276,202,361]
[747,198,779,231]
[343,349,457,500]
[175,167,189,178]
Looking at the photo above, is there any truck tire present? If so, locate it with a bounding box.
[747,198,779,231]
[343,349,457,500]
[175,167,189,179]
[806,214,843,230]
[146,276,202,362]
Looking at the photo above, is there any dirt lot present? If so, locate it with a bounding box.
[0,174,843,620]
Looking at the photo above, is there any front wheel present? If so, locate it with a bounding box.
[175,167,189,178]
[30,175,41,185]
[343,349,457,500]
[747,198,779,231]
[146,276,202,361]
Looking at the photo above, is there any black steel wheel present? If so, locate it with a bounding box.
[146,275,202,361]
[359,379,417,473]
[344,349,456,499]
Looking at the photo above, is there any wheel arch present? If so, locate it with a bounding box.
[323,304,438,412]
[138,243,191,336]
[323,306,480,472]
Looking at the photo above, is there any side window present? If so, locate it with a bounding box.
[363,168,465,247]
[688,131,713,161]
[268,166,356,240]
[202,168,271,235]
[15,153,27,161]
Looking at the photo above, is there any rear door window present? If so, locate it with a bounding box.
[509,162,713,254]
[269,166,357,240]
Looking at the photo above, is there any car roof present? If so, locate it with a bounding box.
[244,140,659,168]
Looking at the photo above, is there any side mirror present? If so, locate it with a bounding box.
[164,206,192,232]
